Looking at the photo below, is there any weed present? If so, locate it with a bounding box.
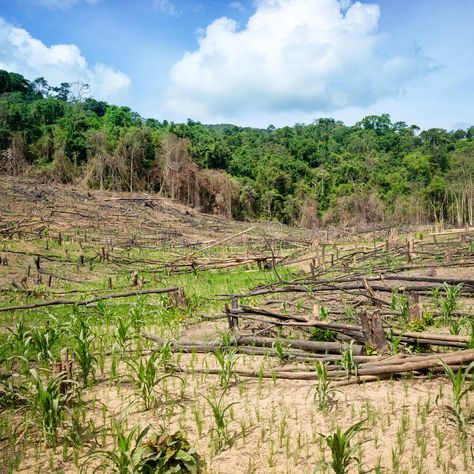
[139,431,201,473]
[310,328,336,342]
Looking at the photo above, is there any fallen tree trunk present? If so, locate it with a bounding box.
[146,335,372,359]
[236,335,365,355]
[171,349,474,381]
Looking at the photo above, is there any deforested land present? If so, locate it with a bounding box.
[1,70,474,474]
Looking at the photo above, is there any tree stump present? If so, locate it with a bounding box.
[360,309,388,353]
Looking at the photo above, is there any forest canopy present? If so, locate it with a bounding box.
[0,70,472,227]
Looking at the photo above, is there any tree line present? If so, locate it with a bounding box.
[0,69,473,227]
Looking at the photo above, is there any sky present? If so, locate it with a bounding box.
[0,0,473,130]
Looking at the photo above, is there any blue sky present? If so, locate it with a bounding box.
[0,0,473,130]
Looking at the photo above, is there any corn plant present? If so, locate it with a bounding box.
[213,348,237,389]
[204,390,238,452]
[439,360,474,436]
[30,324,59,363]
[126,351,181,410]
[391,290,409,322]
[116,317,133,351]
[71,314,97,386]
[449,316,466,336]
[312,361,342,411]
[321,419,368,474]
[95,299,114,325]
[442,283,463,320]
[88,419,150,473]
[340,341,357,378]
[320,306,330,320]
[272,340,290,364]
[129,296,147,334]
[30,369,76,446]
[468,320,474,349]
[386,329,403,355]
[218,330,236,348]
[433,283,463,324]
[157,340,175,371]
[7,319,32,358]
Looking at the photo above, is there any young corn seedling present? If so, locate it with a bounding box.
[391,290,409,323]
[116,317,133,352]
[321,419,368,474]
[204,389,238,453]
[311,361,342,411]
[272,340,290,364]
[442,283,462,322]
[7,319,32,359]
[213,348,238,389]
[129,296,147,334]
[30,324,59,363]
[29,369,76,446]
[386,329,403,355]
[341,341,357,378]
[126,351,182,410]
[87,419,151,473]
[218,329,236,348]
[468,320,474,349]
[157,340,175,372]
[70,314,97,386]
[439,360,474,436]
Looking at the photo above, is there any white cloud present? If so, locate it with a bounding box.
[0,17,131,101]
[165,0,438,121]
[153,0,180,16]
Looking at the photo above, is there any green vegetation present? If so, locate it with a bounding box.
[439,360,474,436]
[322,419,368,474]
[312,361,341,412]
[29,369,76,446]
[1,69,473,226]
[204,389,238,453]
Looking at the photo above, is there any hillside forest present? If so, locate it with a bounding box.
[0,70,473,227]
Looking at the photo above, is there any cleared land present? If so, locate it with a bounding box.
[1,177,473,474]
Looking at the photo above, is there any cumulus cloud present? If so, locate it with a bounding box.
[153,0,180,16]
[0,17,131,101]
[165,0,438,120]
